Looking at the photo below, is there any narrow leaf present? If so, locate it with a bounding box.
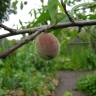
[48,0,59,24]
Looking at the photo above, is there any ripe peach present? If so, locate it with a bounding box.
[35,32,60,60]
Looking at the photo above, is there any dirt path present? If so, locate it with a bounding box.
[54,71,95,96]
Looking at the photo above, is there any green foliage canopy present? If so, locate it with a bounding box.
[0,0,10,22]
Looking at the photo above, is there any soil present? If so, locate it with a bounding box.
[54,71,95,96]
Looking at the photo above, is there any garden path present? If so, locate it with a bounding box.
[54,71,95,96]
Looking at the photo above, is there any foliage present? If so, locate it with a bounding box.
[63,91,73,96]
[1,28,96,95]
[51,27,96,71]
[76,73,96,96]
[0,41,58,96]
[0,0,27,22]
[0,0,10,22]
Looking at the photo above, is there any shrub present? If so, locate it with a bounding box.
[77,73,96,96]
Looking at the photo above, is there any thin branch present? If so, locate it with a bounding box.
[61,0,75,23]
[0,20,96,58]
[51,20,96,29]
[0,25,46,39]
[0,31,41,59]
[0,23,16,33]
[0,25,52,59]
[0,27,40,39]
[0,20,96,39]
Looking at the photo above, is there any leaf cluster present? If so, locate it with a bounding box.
[77,73,96,96]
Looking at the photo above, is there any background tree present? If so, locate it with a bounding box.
[0,0,11,22]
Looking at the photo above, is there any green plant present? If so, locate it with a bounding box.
[77,73,96,96]
[63,91,73,96]
[0,41,58,96]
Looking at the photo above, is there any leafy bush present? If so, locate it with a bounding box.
[76,73,96,96]
[53,28,96,71]
[63,91,73,96]
[0,29,96,95]
[0,41,58,96]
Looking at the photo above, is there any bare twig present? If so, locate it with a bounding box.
[61,0,75,23]
[0,20,96,39]
[0,23,16,33]
[0,27,40,39]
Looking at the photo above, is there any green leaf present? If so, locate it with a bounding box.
[40,0,44,3]
[12,0,18,10]
[56,13,68,23]
[48,0,59,24]
[20,1,23,10]
[58,2,64,12]
[64,0,68,3]
[32,11,50,26]
[33,9,37,19]
[19,19,23,26]
[88,14,96,19]
[71,2,96,15]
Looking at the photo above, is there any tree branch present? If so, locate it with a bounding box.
[0,25,52,59]
[0,20,96,39]
[0,32,39,58]
[61,0,75,23]
[51,20,96,29]
[0,27,40,39]
[0,23,16,33]
[0,20,96,58]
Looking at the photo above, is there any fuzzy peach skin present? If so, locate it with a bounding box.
[35,32,60,60]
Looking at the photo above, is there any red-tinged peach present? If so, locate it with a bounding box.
[35,32,60,60]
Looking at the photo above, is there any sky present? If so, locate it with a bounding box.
[1,0,48,40]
